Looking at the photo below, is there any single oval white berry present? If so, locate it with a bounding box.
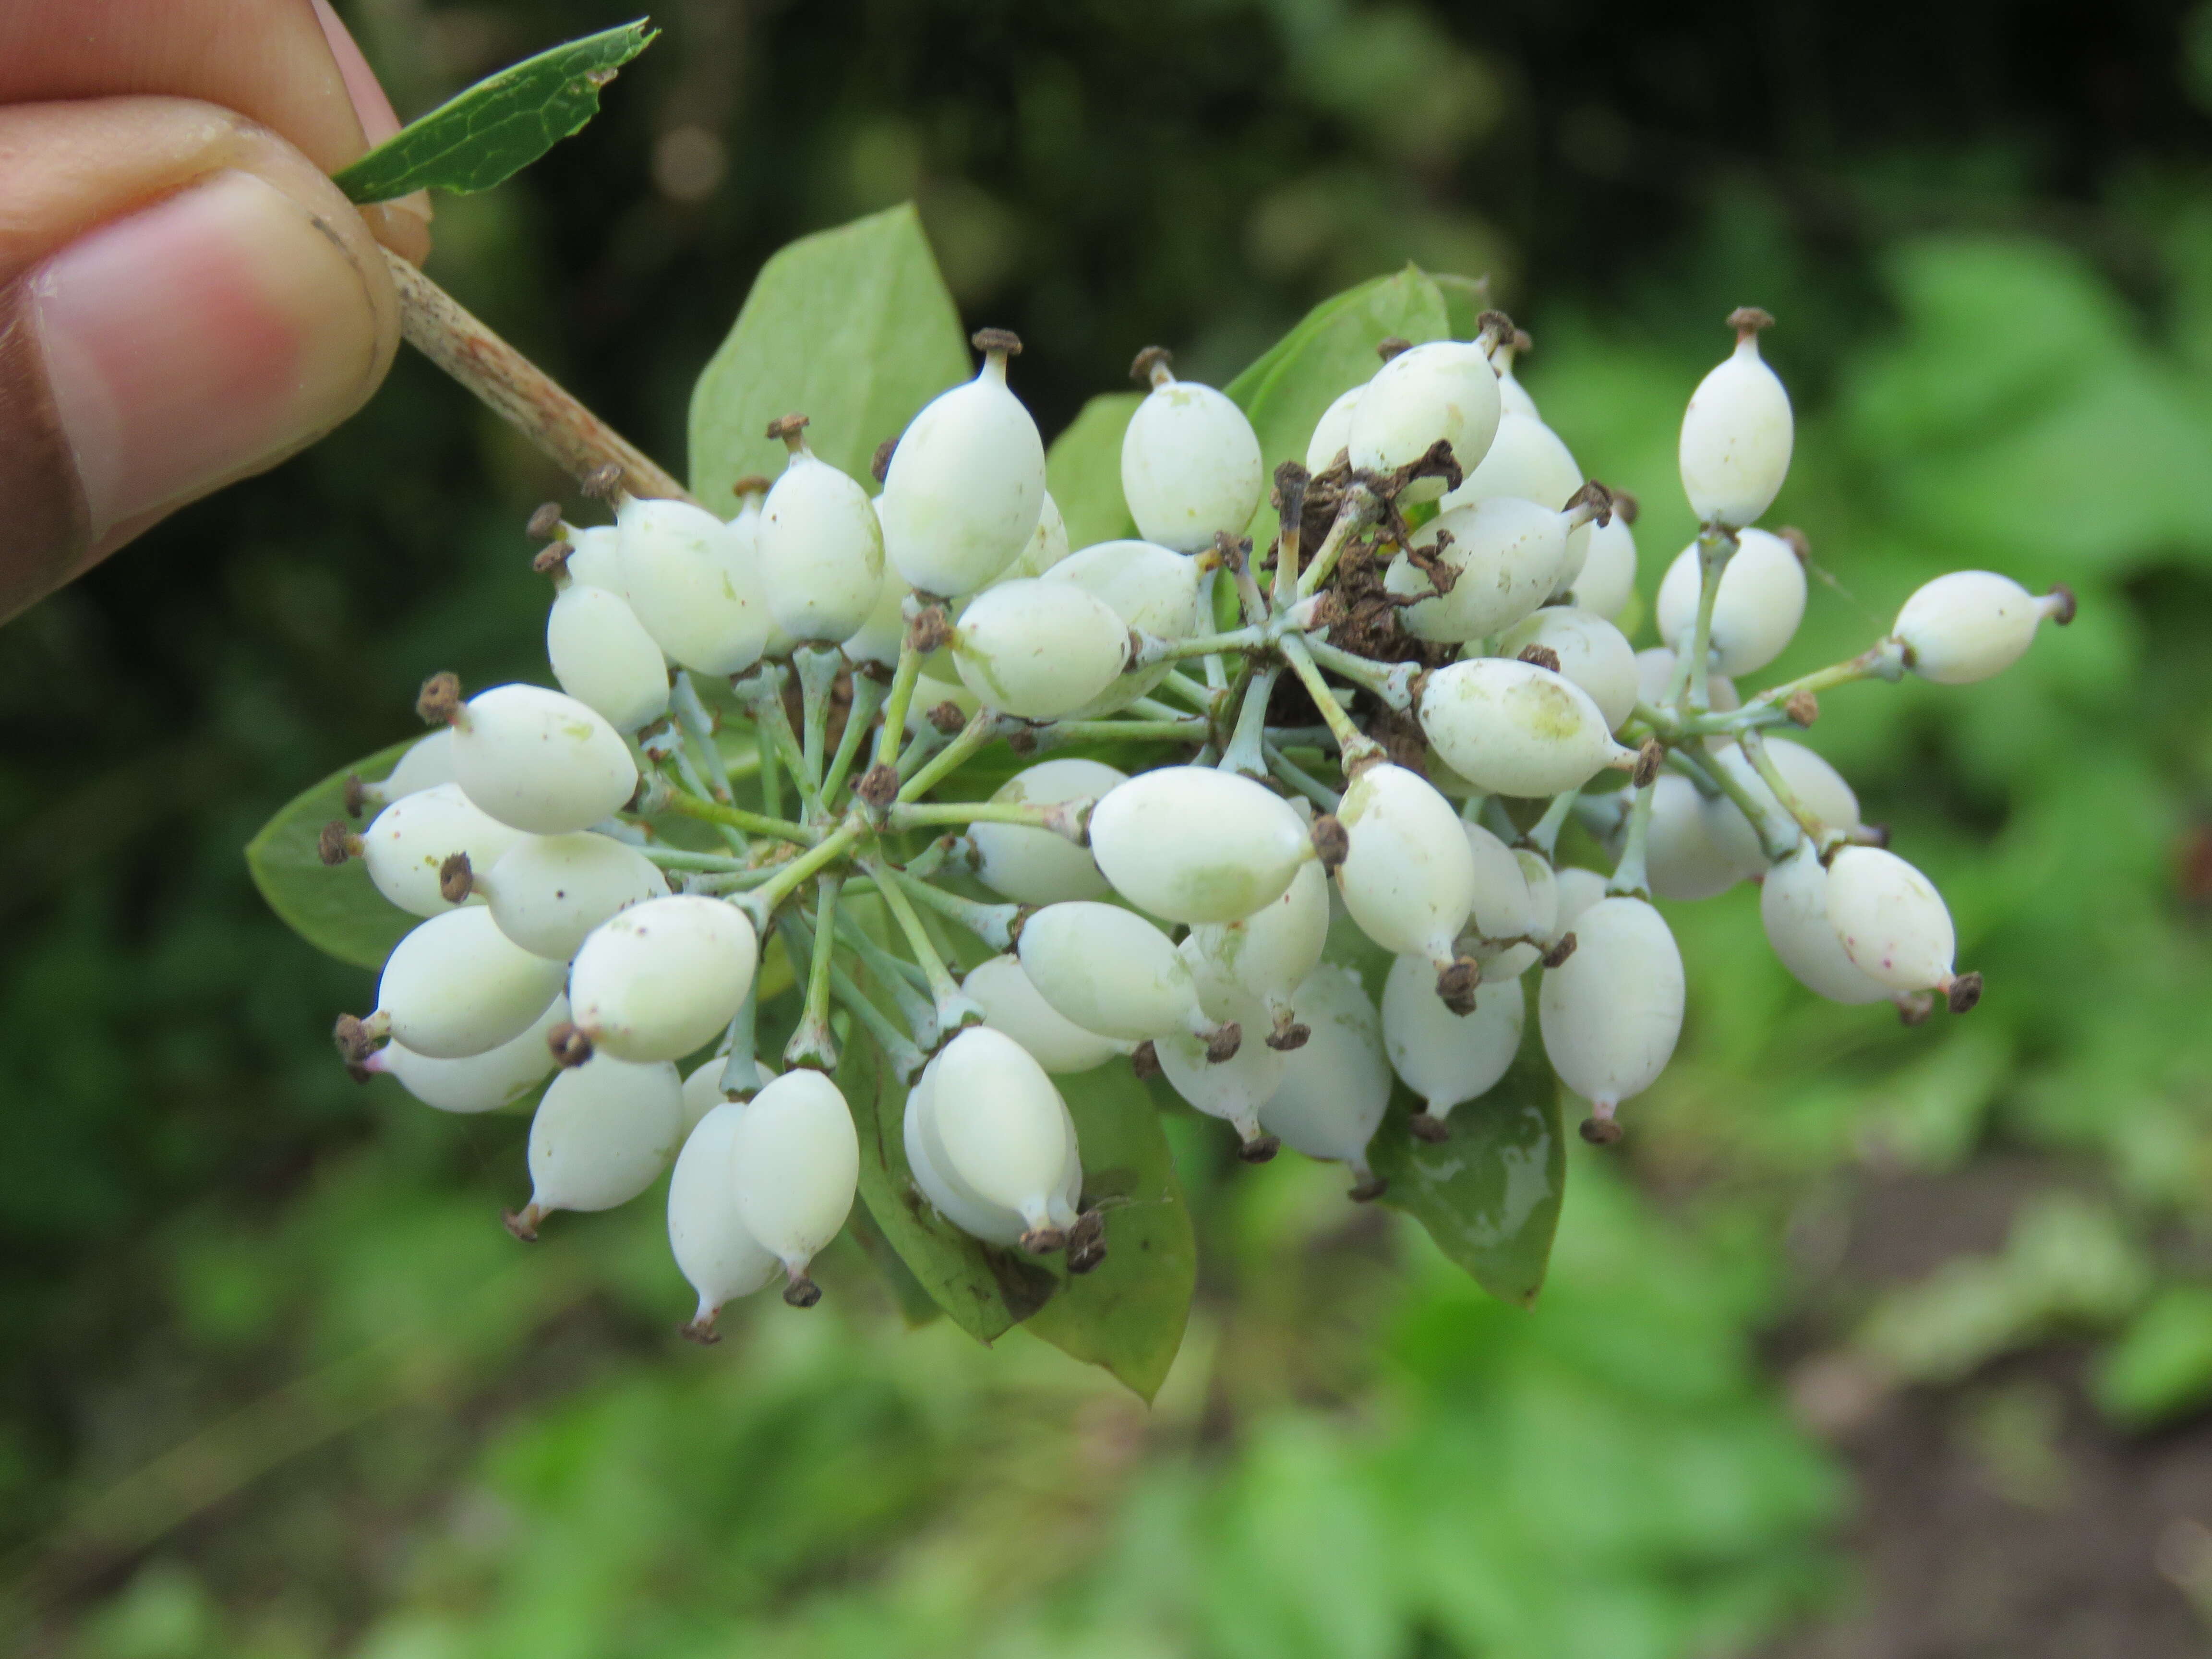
[1383,952,1524,1125]
[669,1098,780,1333]
[567,895,759,1062]
[615,497,769,676]
[1304,384,1365,472]
[1188,859,1331,1032]
[1018,902,1205,1042]
[1824,846,1962,997]
[1419,659,1636,798]
[1043,538,1200,715]
[560,524,627,597]
[1567,506,1638,620]
[905,1056,1081,1246]
[361,781,526,918]
[1538,896,1684,1122]
[1642,773,1748,902]
[362,994,569,1114]
[1348,341,1503,502]
[964,953,1125,1074]
[358,729,456,810]
[1335,763,1478,966]
[972,757,1124,905]
[1003,490,1073,580]
[1089,767,1310,924]
[729,486,799,660]
[546,581,669,732]
[1121,368,1266,553]
[480,831,667,961]
[1437,409,1589,585]
[1157,1011,1286,1146]
[375,905,566,1059]
[950,579,1130,720]
[759,440,885,642]
[880,342,1047,595]
[930,1027,1076,1233]
[1259,964,1391,1181]
[1892,570,2072,684]
[1760,841,1891,1004]
[450,683,638,836]
[728,1069,859,1290]
[1679,313,1793,528]
[1384,495,1574,642]
[1656,527,1807,677]
[526,1052,684,1216]
[1498,606,1640,731]
[1460,819,1539,943]
[681,1055,777,1136]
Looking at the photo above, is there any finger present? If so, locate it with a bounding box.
[0,0,429,261]
[0,98,401,619]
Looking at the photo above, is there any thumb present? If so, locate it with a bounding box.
[0,97,402,620]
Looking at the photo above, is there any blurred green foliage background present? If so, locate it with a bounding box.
[9,0,2212,1652]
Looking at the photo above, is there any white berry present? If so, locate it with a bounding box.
[480,831,667,961]
[615,496,769,676]
[1334,763,1477,967]
[450,683,638,836]
[728,1069,859,1288]
[1679,313,1793,528]
[547,581,669,732]
[1538,896,1684,1120]
[951,578,1130,720]
[971,757,1123,905]
[1348,341,1502,502]
[964,953,1125,1074]
[1892,570,2071,684]
[1824,846,1961,997]
[1018,902,1207,1043]
[759,437,885,642]
[1384,495,1575,643]
[1121,366,1266,552]
[880,341,1047,595]
[1761,841,1891,1005]
[1089,766,1310,924]
[1260,964,1391,1180]
[1498,606,1640,731]
[526,1051,684,1216]
[375,905,566,1059]
[567,895,759,1062]
[1383,952,1523,1124]
[363,993,568,1114]
[1419,659,1636,797]
[361,781,525,918]
[1656,526,1807,677]
[669,1098,780,1332]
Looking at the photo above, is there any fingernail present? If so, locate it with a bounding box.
[31,169,387,542]
[313,0,434,242]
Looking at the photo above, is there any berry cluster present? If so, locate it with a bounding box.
[318,309,2070,1336]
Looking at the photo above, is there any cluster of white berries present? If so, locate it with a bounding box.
[317,305,2071,1333]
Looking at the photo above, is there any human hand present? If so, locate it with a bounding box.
[0,0,431,622]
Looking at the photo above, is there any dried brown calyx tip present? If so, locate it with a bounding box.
[531,543,573,578]
[1019,1226,1066,1255]
[732,474,773,501]
[342,774,369,819]
[1632,737,1665,790]
[1265,1015,1310,1052]
[1236,1133,1282,1165]
[1130,1040,1161,1081]
[1407,1111,1450,1144]
[2046,582,2078,625]
[503,1204,544,1243]
[439,852,474,905]
[1375,335,1413,362]
[581,461,626,500]
[1895,992,1934,1026]
[1566,478,1615,526]
[1274,459,1310,530]
[1347,1173,1389,1202]
[1611,489,1640,525]
[765,412,811,446]
[1474,308,1517,347]
[343,1060,373,1084]
[926,700,968,736]
[416,671,463,726]
[1785,689,1820,727]
[906,604,952,654]
[972,327,1023,358]
[677,1314,723,1346]
[1540,932,1578,970]
[316,821,359,866]
[1511,328,1534,355]
[1436,957,1481,1016]
[782,1270,823,1309]
[1129,344,1173,384]
[870,437,898,483]
[332,1013,378,1063]
[1945,972,1984,1015]
[546,1022,595,1069]
[1004,727,1038,758]
[1728,306,1776,339]
[1777,526,1811,564]
[1065,1209,1108,1274]
[1205,1022,1243,1064]
[1212,529,1252,571]
[527,501,565,540]
[1310,815,1350,871]
[1384,437,1465,502]
[854,763,900,810]
[1517,644,1562,674]
[1579,1115,1624,1147]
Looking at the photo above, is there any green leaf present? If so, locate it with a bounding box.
[244,740,418,971]
[841,1197,944,1329]
[1432,271,1493,341]
[1368,1029,1567,1309]
[1045,392,1143,548]
[333,21,657,204]
[1225,264,1451,476]
[840,1033,1054,1348]
[1024,1060,1198,1402]
[689,204,972,503]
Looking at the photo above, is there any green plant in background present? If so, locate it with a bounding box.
[14,4,2212,1656]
